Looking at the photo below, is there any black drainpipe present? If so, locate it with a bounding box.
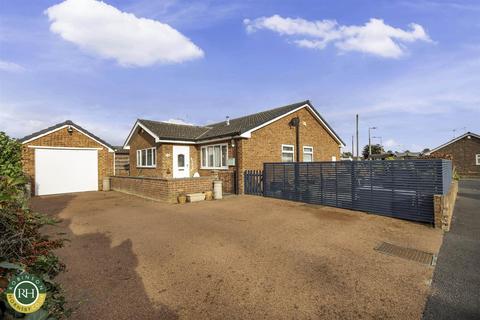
[235,138,240,194]
[290,117,300,161]
[290,117,300,200]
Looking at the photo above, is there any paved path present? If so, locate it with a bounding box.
[423,179,480,320]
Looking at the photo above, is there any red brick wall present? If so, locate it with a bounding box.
[21,126,113,195]
[432,135,480,177]
[110,176,214,203]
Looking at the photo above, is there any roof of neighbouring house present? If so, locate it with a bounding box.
[113,146,130,154]
[19,120,114,151]
[395,151,421,158]
[130,100,345,145]
[426,132,480,155]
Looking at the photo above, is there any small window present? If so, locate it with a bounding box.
[178,154,185,167]
[303,146,313,162]
[282,144,294,162]
[137,147,156,168]
[476,154,480,165]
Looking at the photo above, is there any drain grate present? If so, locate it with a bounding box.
[375,242,436,266]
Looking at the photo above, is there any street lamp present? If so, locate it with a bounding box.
[372,136,383,149]
[368,127,377,159]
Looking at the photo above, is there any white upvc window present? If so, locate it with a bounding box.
[281,144,294,162]
[136,147,156,168]
[303,146,313,162]
[201,143,228,169]
[476,154,480,165]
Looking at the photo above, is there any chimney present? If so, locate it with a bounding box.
[226,116,230,126]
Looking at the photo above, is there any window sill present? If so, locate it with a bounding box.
[200,167,229,170]
[136,166,157,169]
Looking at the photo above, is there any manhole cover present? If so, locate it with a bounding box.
[375,242,436,266]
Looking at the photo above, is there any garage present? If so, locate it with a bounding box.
[34,148,99,196]
[20,120,114,196]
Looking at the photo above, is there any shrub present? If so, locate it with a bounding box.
[0,132,69,319]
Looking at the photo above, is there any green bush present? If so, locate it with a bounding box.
[0,132,69,319]
[0,132,24,180]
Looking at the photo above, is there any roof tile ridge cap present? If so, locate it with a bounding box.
[195,127,214,139]
[204,100,308,127]
[141,118,207,129]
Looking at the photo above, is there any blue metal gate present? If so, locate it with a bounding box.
[262,160,452,224]
[244,170,263,196]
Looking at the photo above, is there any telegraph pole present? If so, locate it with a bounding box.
[368,126,377,160]
[355,114,359,160]
[351,135,354,158]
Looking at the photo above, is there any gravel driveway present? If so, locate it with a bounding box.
[33,191,442,320]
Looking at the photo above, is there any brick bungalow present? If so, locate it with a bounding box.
[426,132,480,178]
[20,120,115,196]
[122,100,345,194]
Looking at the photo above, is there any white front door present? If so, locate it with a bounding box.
[173,146,190,178]
[35,148,99,196]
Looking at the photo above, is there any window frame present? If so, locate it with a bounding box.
[476,154,480,166]
[303,146,313,162]
[136,147,156,168]
[281,144,295,162]
[200,143,229,169]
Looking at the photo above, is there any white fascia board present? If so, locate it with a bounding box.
[123,121,160,148]
[157,139,196,144]
[158,135,242,145]
[21,125,71,144]
[239,104,345,146]
[27,146,103,150]
[22,124,114,152]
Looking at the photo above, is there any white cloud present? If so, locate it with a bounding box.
[45,0,204,67]
[162,118,194,125]
[384,139,398,148]
[0,60,25,72]
[244,15,431,58]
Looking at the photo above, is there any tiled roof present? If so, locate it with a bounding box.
[136,100,344,145]
[137,120,209,141]
[19,120,114,150]
[198,101,308,139]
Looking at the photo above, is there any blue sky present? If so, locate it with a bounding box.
[0,0,479,152]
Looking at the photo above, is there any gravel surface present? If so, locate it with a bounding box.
[33,191,442,320]
[423,179,480,320]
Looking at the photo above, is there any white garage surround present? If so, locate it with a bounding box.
[34,147,99,196]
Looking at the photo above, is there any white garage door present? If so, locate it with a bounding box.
[35,148,99,196]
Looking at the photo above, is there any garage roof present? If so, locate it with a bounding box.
[19,120,114,151]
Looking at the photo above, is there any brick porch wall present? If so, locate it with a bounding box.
[110,176,215,203]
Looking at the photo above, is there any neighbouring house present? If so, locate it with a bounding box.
[20,120,115,196]
[426,132,480,178]
[122,100,345,194]
[395,151,421,160]
[370,152,395,160]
